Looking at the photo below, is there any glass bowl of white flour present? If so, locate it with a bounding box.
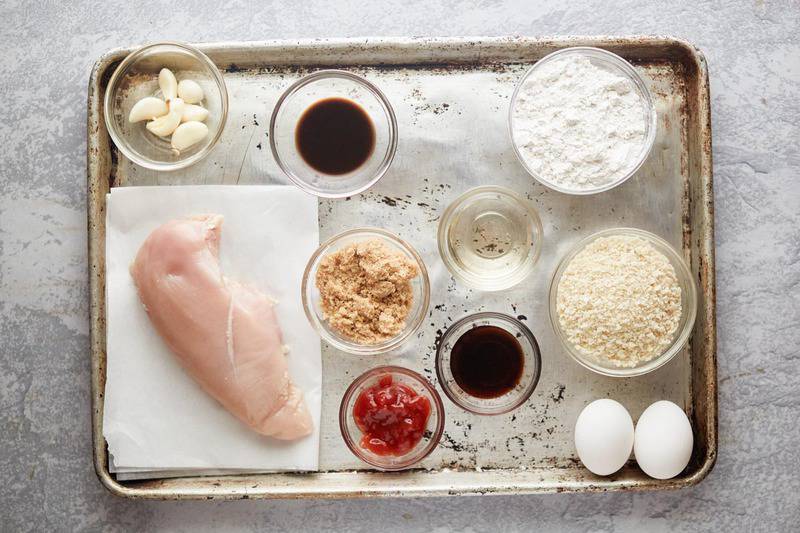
[509,47,657,195]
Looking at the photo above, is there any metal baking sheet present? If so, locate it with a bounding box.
[87,36,716,499]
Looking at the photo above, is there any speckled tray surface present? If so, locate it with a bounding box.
[87,36,716,499]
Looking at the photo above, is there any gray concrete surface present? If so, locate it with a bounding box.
[1,1,798,531]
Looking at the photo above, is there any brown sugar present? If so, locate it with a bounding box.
[315,239,419,345]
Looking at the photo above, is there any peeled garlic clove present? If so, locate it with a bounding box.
[128,97,168,123]
[168,97,185,116]
[146,112,181,137]
[177,79,204,104]
[171,121,209,152]
[181,103,209,123]
[145,98,185,137]
[159,68,178,101]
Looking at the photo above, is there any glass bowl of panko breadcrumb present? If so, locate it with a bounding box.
[549,228,697,377]
[302,228,430,355]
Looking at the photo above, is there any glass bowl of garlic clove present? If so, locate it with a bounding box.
[104,42,228,171]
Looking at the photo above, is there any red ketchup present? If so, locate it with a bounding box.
[353,375,432,456]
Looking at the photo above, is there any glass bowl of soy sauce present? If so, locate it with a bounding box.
[435,312,542,415]
[269,70,398,198]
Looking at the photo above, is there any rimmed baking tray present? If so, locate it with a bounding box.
[87,36,716,499]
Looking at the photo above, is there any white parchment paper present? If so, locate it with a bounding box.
[103,185,320,477]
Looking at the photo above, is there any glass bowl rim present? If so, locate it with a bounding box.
[103,40,229,172]
[268,69,399,199]
[507,46,657,195]
[338,365,445,471]
[437,185,544,292]
[301,227,431,355]
[435,311,543,415]
[548,227,698,377]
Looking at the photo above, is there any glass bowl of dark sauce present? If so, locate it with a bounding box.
[269,70,397,198]
[436,312,542,415]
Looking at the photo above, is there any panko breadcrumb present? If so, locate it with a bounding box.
[556,235,682,367]
[316,239,418,345]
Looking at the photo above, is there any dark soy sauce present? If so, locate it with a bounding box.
[450,325,524,399]
[295,97,376,175]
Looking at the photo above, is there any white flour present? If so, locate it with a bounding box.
[511,55,648,191]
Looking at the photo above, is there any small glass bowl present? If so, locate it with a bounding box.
[509,47,657,195]
[435,312,542,415]
[301,228,430,355]
[269,70,398,198]
[339,366,445,470]
[104,41,228,171]
[549,228,698,377]
[438,186,543,291]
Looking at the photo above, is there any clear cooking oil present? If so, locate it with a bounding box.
[439,186,542,291]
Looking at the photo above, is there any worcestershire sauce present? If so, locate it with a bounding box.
[450,325,524,398]
[295,97,375,175]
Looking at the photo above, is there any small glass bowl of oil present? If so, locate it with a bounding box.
[437,186,543,291]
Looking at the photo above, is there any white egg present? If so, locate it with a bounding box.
[634,400,693,479]
[574,399,634,476]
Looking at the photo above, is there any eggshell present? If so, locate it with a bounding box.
[574,399,634,476]
[634,400,693,479]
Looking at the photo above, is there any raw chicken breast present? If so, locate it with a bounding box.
[130,215,313,440]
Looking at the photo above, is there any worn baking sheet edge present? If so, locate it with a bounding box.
[87,35,716,499]
[686,42,718,487]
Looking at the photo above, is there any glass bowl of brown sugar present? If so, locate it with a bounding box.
[301,228,430,355]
